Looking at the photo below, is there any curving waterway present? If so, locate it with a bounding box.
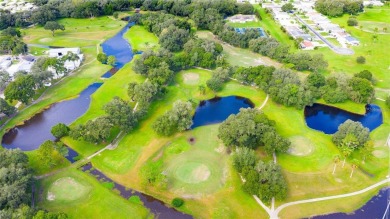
[304,104,383,134]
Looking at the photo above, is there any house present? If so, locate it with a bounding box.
[0,56,12,70]
[345,36,360,45]
[300,40,315,50]
[227,14,256,23]
[5,55,36,78]
[363,0,384,6]
[48,47,84,72]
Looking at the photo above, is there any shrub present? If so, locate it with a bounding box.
[171,198,184,207]
[347,18,358,26]
[128,196,142,204]
[97,52,107,64]
[51,123,70,138]
[113,12,119,19]
[102,182,115,190]
[356,56,366,64]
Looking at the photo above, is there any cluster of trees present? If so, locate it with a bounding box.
[218,109,290,155]
[233,148,287,201]
[0,27,27,55]
[0,149,67,218]
[321,70,375,104]
[331,120,372,176]
[152,100,193,136]
[0,98,16,117]
[315,0,363,17]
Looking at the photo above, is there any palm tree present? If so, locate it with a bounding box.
[198,85,206,95]
[332,155,341,175]
[350,159,359,178]
[341,145,353,168]
[360,141,374,164]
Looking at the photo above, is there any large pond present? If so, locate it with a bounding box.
[81,163,192,219]
[304,104,383,134]
[191,96,254,129]
[311,188,389,219]
[2,83,102,151]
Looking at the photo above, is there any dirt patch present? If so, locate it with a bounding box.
[192,164,211,182]
[47,192,55,201]
[188,137,196,145]
[183,73,200,85]
[288,136,314,156]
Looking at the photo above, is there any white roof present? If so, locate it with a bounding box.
[49,48,81,56]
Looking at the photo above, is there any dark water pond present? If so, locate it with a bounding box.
[2,83,102,151]
[191,96,254,129]
[304,104,383,134]
[311,188,390,219]
[81,163,192,219]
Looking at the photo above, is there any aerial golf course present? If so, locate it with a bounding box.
[0,4,389,219]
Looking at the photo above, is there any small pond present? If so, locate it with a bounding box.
[191,96,254,129]
[311,188,389,219]
[304,104,383,134]
[2,83,102,151]
[81,163,192,219]
[65,146,79,163]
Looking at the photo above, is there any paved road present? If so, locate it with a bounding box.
[294,15,354,55]
[259,178,390,219]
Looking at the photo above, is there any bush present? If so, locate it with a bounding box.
[171,198,184,207]
[51,123,70,138]
[113,12,119,19]
[102,182,115,190]
[97,53,107,64]
[347,18,358,26]
[128,195,142,204]
[356,56,366,64]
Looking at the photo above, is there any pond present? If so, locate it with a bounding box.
[2,83,102,151]
[191,96,254,129]
[304,104,383,134]
[311,188,389,219]
[81,163,192,219]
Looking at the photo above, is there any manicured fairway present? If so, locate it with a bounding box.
[39,169,151,219]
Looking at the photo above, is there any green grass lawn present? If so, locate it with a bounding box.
[196,31,282,67]
[38,169,151,219]
[125,25,159,51]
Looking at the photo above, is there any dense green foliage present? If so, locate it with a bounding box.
[37,140,68,168]
[356,56,366,64]
[332,120,370,151]
[347,17,358,26]
[315,0,363,17]
[206,67,231,92]
[97,53,108,64]
[0,98,16,117]
[70,116,113,143]
[218,109,290,154]
[140,160,166,188]
[281,3,294,12]
[4,75,36,104]
[171,198,184,208]
[0,29,27,55]
[51,123,70,138]
[103,97,138,132]
[233,148,287,202]
[152,101,193,136]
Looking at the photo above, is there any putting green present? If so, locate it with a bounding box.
[288,136,314,156]
[47,177,92,202]
[182,73,200,85]
[175,162,211,184]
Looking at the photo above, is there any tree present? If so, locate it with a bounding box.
[332,155,341,174]
[51,123,70,138]
[171,198,184,207]
[281,3,294,12]
[107,55,116,66]
[44,21,65,36]
[37,140,63,168]
[159,25,190,52]
[0,149,33,210]
[0,70,11,90]
[206,77,223,93]
[198,85,206,95]
[140,160,166,188]
[347,17,358,26]
[70,116,113,144]
[233,148,257,173]
[132,81,158,106]
[97,53,108,64]
[63,51,80,69]
[356,56,366,64]
[103,97,138,132]
[333,120,370,149]
[4,75,35,104]
[340,144,353,168]
[350,159,359,178]
[152,101,193,136]
[354,70,372,81]
[0,98,16,116]
[360,141,374,163]
[348,77,374,103]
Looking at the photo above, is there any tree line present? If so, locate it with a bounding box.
[315,0,364,17]
[0,149,67,218]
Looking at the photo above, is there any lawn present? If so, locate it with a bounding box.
[125,25,159,51]
[196,30,282,67]
[38,169,151,219]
